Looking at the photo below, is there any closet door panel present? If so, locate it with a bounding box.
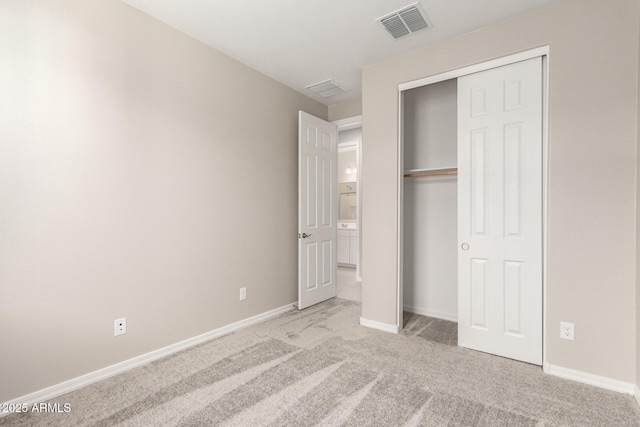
[470,128,489,237]
[470,258,488,330]
[504,123,523,238]
[504,260,524,336]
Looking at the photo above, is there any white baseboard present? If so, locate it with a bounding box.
[544,363,637,396]
[359,317,400,334]
[0,302,295,417]
[403,305,458,322]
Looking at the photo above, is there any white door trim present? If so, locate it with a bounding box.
[396,93,405,332]
[396,46,550,364]
[334,115,362,131]
[398,46,550,92]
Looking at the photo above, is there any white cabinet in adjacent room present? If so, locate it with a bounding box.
[349,231,358,266]
[338,227,358,267]
[337,230,351,265]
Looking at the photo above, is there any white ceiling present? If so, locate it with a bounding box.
[122,0,561,106]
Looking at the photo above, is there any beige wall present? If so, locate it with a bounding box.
[0,0,326,402]
[328,98,362,122]
[637,4,640,391]
[362,0,639,383]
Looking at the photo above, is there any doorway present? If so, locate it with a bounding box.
[297,113,363,309]
[334,116,362,302]
[334,115,362,262]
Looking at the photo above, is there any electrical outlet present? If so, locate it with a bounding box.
[114,317,126,336]
[560,321,574,340]
[239,287,247,301]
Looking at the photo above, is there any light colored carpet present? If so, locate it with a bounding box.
[337,267,361,302]
[2,298,639,426]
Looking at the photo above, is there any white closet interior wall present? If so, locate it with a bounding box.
[403,78,458,321]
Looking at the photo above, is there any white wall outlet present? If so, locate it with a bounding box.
[239,287,247,301]
[114,317,126,336]
[560,321,574,340]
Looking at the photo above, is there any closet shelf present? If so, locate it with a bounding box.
[403,167,458,178]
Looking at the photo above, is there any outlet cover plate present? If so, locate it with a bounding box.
[560,321,574,340]
[114,317,127,336]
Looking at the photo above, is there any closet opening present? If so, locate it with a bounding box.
[402,78,458,328]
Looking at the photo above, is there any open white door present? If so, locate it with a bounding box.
[457,57,543,365]
[298,111,337,309]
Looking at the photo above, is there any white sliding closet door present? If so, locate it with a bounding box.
[457,57,543,365]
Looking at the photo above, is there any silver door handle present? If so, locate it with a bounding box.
[461,243,469,250]
[299,233,312,239]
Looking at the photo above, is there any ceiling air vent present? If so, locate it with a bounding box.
[306,79,347,98]
[378,3,431,39]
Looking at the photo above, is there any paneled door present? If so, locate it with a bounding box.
[298,111,337,309]
[457,57,543,365]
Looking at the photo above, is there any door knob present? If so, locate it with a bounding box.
[299,233,312,239]
[461,243,470,250]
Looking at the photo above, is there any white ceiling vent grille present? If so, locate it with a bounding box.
[306,79,347,98]
[378,3,431,39]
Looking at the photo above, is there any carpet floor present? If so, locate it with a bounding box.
[2,298,639,426]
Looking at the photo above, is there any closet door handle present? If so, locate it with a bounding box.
[461,243,470,251]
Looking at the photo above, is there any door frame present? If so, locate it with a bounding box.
[396,46,550,366]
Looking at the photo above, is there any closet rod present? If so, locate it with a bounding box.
[403,168,458,178]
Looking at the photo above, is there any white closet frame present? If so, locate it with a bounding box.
[396,46,550,365]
